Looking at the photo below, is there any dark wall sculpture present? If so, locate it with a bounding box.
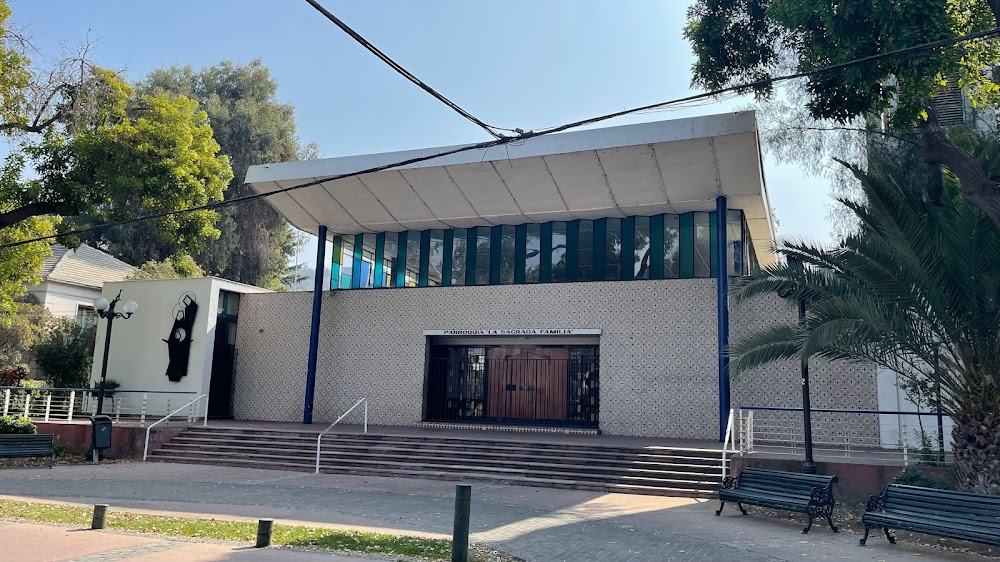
[164,293,199,382]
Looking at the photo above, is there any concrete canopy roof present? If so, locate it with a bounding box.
[245,111,775,266]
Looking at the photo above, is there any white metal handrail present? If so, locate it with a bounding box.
[721,407,737,480]
[142,394,208,461]
[315,398,368,474]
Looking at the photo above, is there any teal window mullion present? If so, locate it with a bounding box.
[442,230,454,286]
[650,214,665,279]
[566,220,579,282]
[465,228,477,286]
[514,224,527,283]
[709,211,718,278]
[679,213,694,278]
[373,233,385,288]
[539,222,553,282]
[593,219,607,281]
[419,230,430,286]
[621,216,635,281]
[489,226,502,284]
[396,231,408,288]
[351,235,364,289]
[330,235,342,290]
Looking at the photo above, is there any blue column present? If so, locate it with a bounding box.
[715,196,730,441]
[304,225,327,424]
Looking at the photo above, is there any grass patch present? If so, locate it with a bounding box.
[0,498,453,560]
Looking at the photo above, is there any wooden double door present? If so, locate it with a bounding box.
[486,346,569,421]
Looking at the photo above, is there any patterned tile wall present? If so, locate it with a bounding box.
[232,282,880,440]
[728,294,880,440]
[234,279,721,439]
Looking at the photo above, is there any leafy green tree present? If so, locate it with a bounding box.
[685,0,1000,228]
[728,154,1000,494]
[128,254,204,280]
[108,59,315,289]
[0,300,53,370]
[0,1,232,312]
[32,318,96,389]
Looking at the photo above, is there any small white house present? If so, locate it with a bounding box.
[26,244,135,323]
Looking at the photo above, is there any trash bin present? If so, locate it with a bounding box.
[89,415,113,451]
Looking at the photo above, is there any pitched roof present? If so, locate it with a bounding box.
[39,244,136,289]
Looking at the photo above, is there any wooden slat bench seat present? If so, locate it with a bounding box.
[0,434,54,467]
[717,467,839,533]
[860,484,1000,546]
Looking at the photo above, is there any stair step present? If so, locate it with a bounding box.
[146,454,718,496]
[161,440,720,467]
[171,434,720,462]
[147,427,726,499]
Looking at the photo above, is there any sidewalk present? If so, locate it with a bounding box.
[0,462,993,562]
[0,520,386,562]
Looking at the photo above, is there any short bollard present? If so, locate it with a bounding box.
[91,504,108,530]
[256,518,274,548]
[452,484,471,562]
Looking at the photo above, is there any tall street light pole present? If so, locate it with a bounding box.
[780,256,817,474]
[94,290,138,415]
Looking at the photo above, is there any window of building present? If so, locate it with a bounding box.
[475,227,491,285]
[634,216,651,279]
[339,234,355,289]
[664,214,680,278]
[76,305,97,327]
[726,210,745,277]
[578,220,594,281]
[382,232,398,287]
[360,233,376,288]
[525,223,541,283]
[605,218,622,280]
[693,212,712,277]
[428,230,444,286]
[551,222,567,282]
[405,235,421,287]
[500,225,516,284]
[451,228,467,286]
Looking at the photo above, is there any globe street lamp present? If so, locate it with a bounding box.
[94,290,138,415]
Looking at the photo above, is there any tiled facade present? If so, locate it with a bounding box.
[232,280,878,440]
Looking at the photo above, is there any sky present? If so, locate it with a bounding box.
[6,0,835,266]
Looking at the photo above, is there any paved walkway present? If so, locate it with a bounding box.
[0,463,992,562]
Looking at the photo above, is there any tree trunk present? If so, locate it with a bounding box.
[951,410,1000,495]
[917,108,1000,230]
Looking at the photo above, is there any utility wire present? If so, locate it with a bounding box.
[2,25,998,251]
[303,0,508,139]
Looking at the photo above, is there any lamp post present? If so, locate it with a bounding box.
[780,256,817,474]
[94,290,138,415]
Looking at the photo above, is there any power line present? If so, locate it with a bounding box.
[303,0,509,140]
[1,25,998,252]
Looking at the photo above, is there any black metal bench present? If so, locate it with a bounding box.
[0,434,54,467]
[717,467,839,533]
[860,484,1000,546]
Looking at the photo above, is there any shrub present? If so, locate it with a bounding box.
[0,364,27,386]
[893,467,951,490]
[0,415,37,434]
[32,319,96,389]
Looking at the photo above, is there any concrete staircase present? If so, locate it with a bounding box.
[146,426,725,498]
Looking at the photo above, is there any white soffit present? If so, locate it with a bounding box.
[246,111,776,266]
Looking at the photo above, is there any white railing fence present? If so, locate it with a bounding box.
[1,386,202,427]
[315,398,368,474]
[737,406,951,467]
[720,407,737,480]
[142,394,209,461]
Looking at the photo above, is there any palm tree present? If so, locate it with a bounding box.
[728,160,1000,495]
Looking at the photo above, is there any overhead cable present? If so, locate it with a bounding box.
[2,25,998,251]
[303,0,508,139]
